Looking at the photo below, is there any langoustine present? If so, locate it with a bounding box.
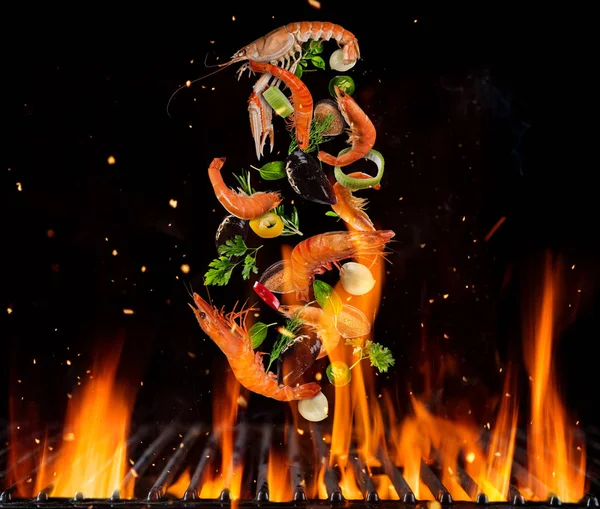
[290,230,395,301]
[189,292,321,401]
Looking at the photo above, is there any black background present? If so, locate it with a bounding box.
[2,1,597,439]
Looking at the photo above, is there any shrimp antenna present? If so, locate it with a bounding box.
[165,61,235,118]
[182,280,195,299]
[203,52,222,69]
[203,280,214,308]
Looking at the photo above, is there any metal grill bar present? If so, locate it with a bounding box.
[420,461,452,504]
[148,425,202,500]
[255,425,271,502]
[184,430,220,501]
[311,423,342,502]
[349,454,378,502]
[287,422,307,501]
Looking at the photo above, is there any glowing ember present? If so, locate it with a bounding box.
[107,156,116,165]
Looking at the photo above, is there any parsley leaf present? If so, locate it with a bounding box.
[204,235,262,286]
[218,235,249,257]
[345,338,396,374]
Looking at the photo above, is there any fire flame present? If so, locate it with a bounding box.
[199,368,245,500]
[267,449,292,502]
[166,469,191,498]
[8,347,135,499]
[522,256,587,501]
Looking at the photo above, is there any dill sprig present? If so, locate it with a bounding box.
[288,114,334,154]
[267,313,304,371]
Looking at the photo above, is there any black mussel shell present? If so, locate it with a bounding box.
[276,332,323,385]
[285,150,337,205]
[215,214,249,251]
[314,99,346,137]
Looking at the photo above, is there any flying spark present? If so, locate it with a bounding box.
[107,155,116,165]
[169,199,178,208]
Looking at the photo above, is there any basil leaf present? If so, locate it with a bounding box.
[311,56,326,70]
[252,161,286,181]
[295,66,303,78]
[249,321,273,349]
[325,211,339,217]
[313,280,342,315]
[309,40,323,53]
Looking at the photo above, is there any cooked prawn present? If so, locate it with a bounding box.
[249,61,313,151]
[332,172,381,232]
[318,86,376,168]
[290,230,395,301]
[279,304,340,359]
[208,157,281,220]
[190,293,321,401]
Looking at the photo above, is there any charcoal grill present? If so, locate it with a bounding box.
[1,420,598,508]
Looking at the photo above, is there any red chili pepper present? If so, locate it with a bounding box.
[253,281,280,311]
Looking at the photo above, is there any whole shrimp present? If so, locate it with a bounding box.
[190,293,322,402]
[318,86,376,168]
[208,157,281,220]
[290,230,395,301]
[248,61,313,152]
[279,304,340,359]
[331,172,381,232]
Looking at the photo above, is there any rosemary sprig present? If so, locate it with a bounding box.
[233,168,255,196]
[275,204,303,236]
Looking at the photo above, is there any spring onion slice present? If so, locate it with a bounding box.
[334,148,385,190]
[263,87,294,118]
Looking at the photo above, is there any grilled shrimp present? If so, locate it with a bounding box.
[290,230,395,301]
[190,293,322,402]
[208,157,281,220]
[318,86,376,168]
[249,61,313,151]
[279,304,340,359]
[331,172,381,232]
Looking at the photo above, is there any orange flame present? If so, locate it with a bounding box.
[23,348,135,498]
[522,255,587,501]
[166,469,191,498]
[267,449,292,502]
[200,368,244,500]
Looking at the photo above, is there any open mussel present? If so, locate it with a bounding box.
[277,332,323,386]
[285,150,337,205]
[314,99,346,137]
[215,214,249,251]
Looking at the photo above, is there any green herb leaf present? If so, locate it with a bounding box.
[276,205,303,237]
[206,235,262,286]
[311,56,326,70]
[267,313,304,371]
[325,211,340,218]
[242,253,259,280]
[251,161,286,181]
[217,235,248,257]
[310,40,324,54]
[313,280,342,315]
[288,113,335,154]
[366,341,395,372]
[204,256,235,286]
[249,321,275,349]
[344,338,395,373]
[233,168,255,196]
[294,66,303,78]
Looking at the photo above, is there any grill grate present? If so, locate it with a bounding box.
[1,422,598,507]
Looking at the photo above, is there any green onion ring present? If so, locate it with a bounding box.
[333,148,385,190]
